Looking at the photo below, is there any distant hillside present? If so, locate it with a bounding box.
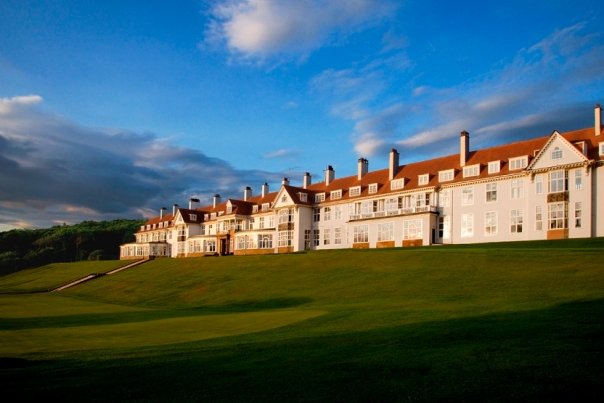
[0,219,143,275]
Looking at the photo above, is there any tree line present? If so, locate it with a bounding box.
[0,219,143,275]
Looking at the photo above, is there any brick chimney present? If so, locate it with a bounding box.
[460,131,470,166]
[261,183,269,197]
[324,165,335,186]
[243,186,252,201]
[596,104,602,136]
[357,158,368,180]
[303,172,311,189]
[389,149,399,180]
[212,194,221,208]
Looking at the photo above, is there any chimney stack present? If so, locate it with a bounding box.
[261,182,269,197]
[324,165,335,186]
[460,131,470,167]
[357,158,369,180]
[282,177,290,186]
[213,194,221,208]
[389,149,399,180]
[243,186,252,201]
[596,104,602,136]
[172,204,179,216]
[189,198,199,210]
[303,172,312,189]
[160,207,166,219]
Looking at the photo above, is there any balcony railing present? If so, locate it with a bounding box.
[349,205,437,221]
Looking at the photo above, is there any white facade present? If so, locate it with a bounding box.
[121,106,604,259]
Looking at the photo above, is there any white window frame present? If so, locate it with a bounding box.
[377,222,394,242]
[463,164,480,178]
[334,227,342,244]
[461,213,474,238]
[574,169,583,190]
[599,142,604,156]
[488,161,500,174]
[485,183,497,202]
[510,209,523,233]
[368,183,378,194]
[551,147,563,160]
[548,170,566,193]
[439,169,454,182]
[315,193,325,203]
[509,156,528,170]
[418,174,429,186]
[330,189,342,200]
[461,187,474,206]
[548,202,567,229]
[575,202,582,228]
[511,179,524,199]
[299,193,307,202]
[535,206,543,231]
[349,186,361,197]
[403,219,422,240]
[353,225,368,243]
[390,178,405,190]
[484,211,497,236]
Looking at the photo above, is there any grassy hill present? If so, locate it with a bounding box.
[1,239,603,401]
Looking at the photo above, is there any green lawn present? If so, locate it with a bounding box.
[0,260,134,293]
[1,239,603,402]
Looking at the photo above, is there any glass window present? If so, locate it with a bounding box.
[461,214,473,238]
[575,170,582,190]
[548,202,567,229]
[511,209,523,233]
[511,179,524,199]
[486,183,497,202]
[353,225,368,243]
[403,219,422,240]
[378,223,394,241]
[485,212,497,236]
[548,171,567,193]
[462,187,474,205]
[575,202,582,228]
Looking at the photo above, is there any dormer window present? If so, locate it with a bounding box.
[551,147,563,160]
[330,189,342,200]
[488,161,500,174]
[189,214,197,221]
[438,169,454,182]
[463,164,480,178]
[211,213,216,219]
[368,183,378,194]
[509,156,528,170]
[299,192,308,202]
[315,193,325,203]
[574,141,587,156]
[418,174,429,186]
[600,142,604,156]
[252,205,258,213]
[262,203,270,212]
[226,205,233,214]
[204,214,209,220]
[390,178,404,190]
[349,186,361,197]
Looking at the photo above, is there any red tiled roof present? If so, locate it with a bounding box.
[140,126,601,227]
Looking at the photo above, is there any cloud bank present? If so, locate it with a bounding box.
[311,22,604,161]
[206,0,396,62]
[0,96,281,229]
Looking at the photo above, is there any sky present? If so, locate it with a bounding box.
[1,0,603,230]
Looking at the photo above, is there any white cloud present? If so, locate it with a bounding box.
[206,0,396,62]
[340,22,604,160]
[263,148,299,159]
[0,97,282,228]
[0,94,43,114]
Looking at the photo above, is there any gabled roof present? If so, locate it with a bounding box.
[139,126,601,225]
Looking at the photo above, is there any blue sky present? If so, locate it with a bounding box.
[1,0,603,230]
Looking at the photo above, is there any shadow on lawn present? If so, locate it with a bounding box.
[2,298,603,402]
